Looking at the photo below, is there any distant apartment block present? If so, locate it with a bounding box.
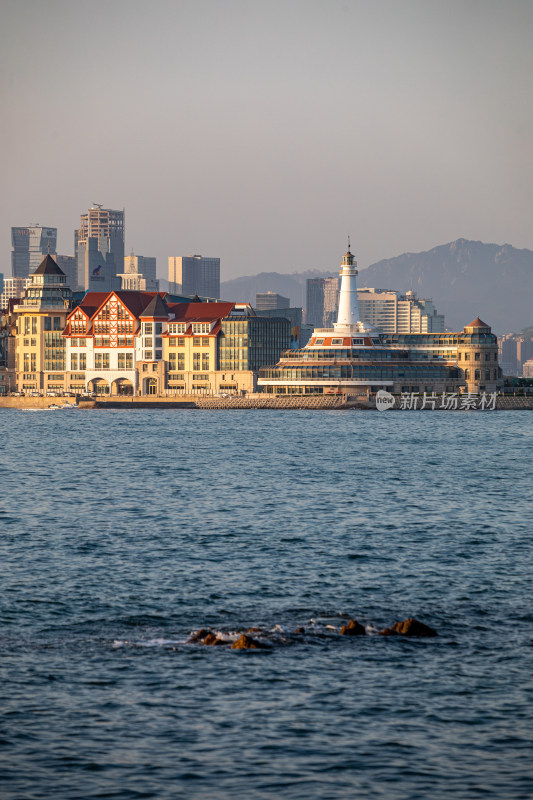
[1,277,32,310]
[255,292,290,311]
[11,226,57,279]
[168,255,220,299]
[357,288,445,333]
[117,254,159,291]
[75,205,125,292]
[499,332,533,376]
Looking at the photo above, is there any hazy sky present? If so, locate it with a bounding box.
[2,0,532,280]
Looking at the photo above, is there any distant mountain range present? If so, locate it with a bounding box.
[220,239,533,334]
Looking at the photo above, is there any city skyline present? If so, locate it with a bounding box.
[2,0,532,281]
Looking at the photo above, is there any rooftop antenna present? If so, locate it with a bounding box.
[93,202,103,209]
[347,235,351,251]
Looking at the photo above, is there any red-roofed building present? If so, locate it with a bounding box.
[63,291,291,397]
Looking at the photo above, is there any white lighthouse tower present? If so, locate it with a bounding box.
[333,239,376,334]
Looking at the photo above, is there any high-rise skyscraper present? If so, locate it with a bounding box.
[11,226,57,278]
[168,255,220,299]
[75,205,124,291]
[306,277,339,327]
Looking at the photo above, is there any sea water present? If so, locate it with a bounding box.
[0,409,532,799]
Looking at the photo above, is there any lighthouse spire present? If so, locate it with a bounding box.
[334,238,361,330]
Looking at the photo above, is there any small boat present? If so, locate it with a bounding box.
[47,403,62,410]
[61,403,78,409]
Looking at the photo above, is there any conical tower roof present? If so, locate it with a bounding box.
[32,254,65,276]
[139,294,169,318]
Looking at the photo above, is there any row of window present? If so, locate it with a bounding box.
[168,337,211,347]
[259,364,452,380]
[458,352,497,361]
[168,353,210,370]
[464,369,498,380]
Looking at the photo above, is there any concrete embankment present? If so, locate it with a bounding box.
[1,395,531,411]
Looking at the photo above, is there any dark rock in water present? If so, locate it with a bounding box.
[293,627,305,634]
[379,618,437,637]
[188,628,210,643]
[246,627,262,633]
[230,633,270,650]
[203,632,227,646]
[340,619,366,636]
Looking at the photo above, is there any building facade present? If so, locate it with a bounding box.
[168,255,220,299]
[259,247,500,397]
[1,277,31,310]
[306,277,339,327]
[11,226,57,279]
[255,292,290,311]
[357,288,445,333]
[62,292,289,397]
[117,254,159,292]
[75,205,125,292]
[13,256,72,393]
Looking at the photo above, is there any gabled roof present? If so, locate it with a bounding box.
[167,301,235,322]
[139,294,169,319]
[67,292,109,320]
[466,316,490,328]
[33,254,65,276]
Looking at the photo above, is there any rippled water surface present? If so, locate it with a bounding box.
[1,408,532,799]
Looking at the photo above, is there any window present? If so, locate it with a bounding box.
[192,323,210,334]
[352,338,364,345]
[457,352,461,360]
[144,337,152,347]
[155,338,162,348]
[155,323,162,334]
[169,338,176,347]
[24,318,30,334]
[475,352,480,361]
[193,337,201,346]
[32,317,37,334]
[126,354,133,369]
[79,353,86,370]
[145,351,153,361]
[118,354,125,370]
[155,350,162,360]
[331,339,344,345]
[315,339,324,345]
[44,317,51,331]
[202,337,209,346]
[144,323,153,334]
[95,353,110,370]
[465,369,470,379]
[177,353,185,370]
[70,354,78,371]
[202,353,209,370]
[494,353,498,361]
[474,370,480,380]
[464,353,470,360]
[71,338,78,347]
[485,353,491,361]
[485,369,490,379]
[177,337,185,347]
[53,317,61,331]
[193,353,201,370]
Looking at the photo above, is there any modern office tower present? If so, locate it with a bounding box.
[306,277,339,327]
[54,256,78,291]
[255,292,290,311]
[117,254,159,291]
[75,205,124,291]
[255,306,303,348]
[357,288,445,333]
[0,273,3,296]
[1,277,32,310]
[168,255,220,299]
[11,226,57,278]
[523,359,533,378]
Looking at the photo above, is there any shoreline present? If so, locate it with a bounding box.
[1,395,532,411]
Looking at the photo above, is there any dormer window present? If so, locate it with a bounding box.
[192,322,210,334]
[169,322,187,334]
